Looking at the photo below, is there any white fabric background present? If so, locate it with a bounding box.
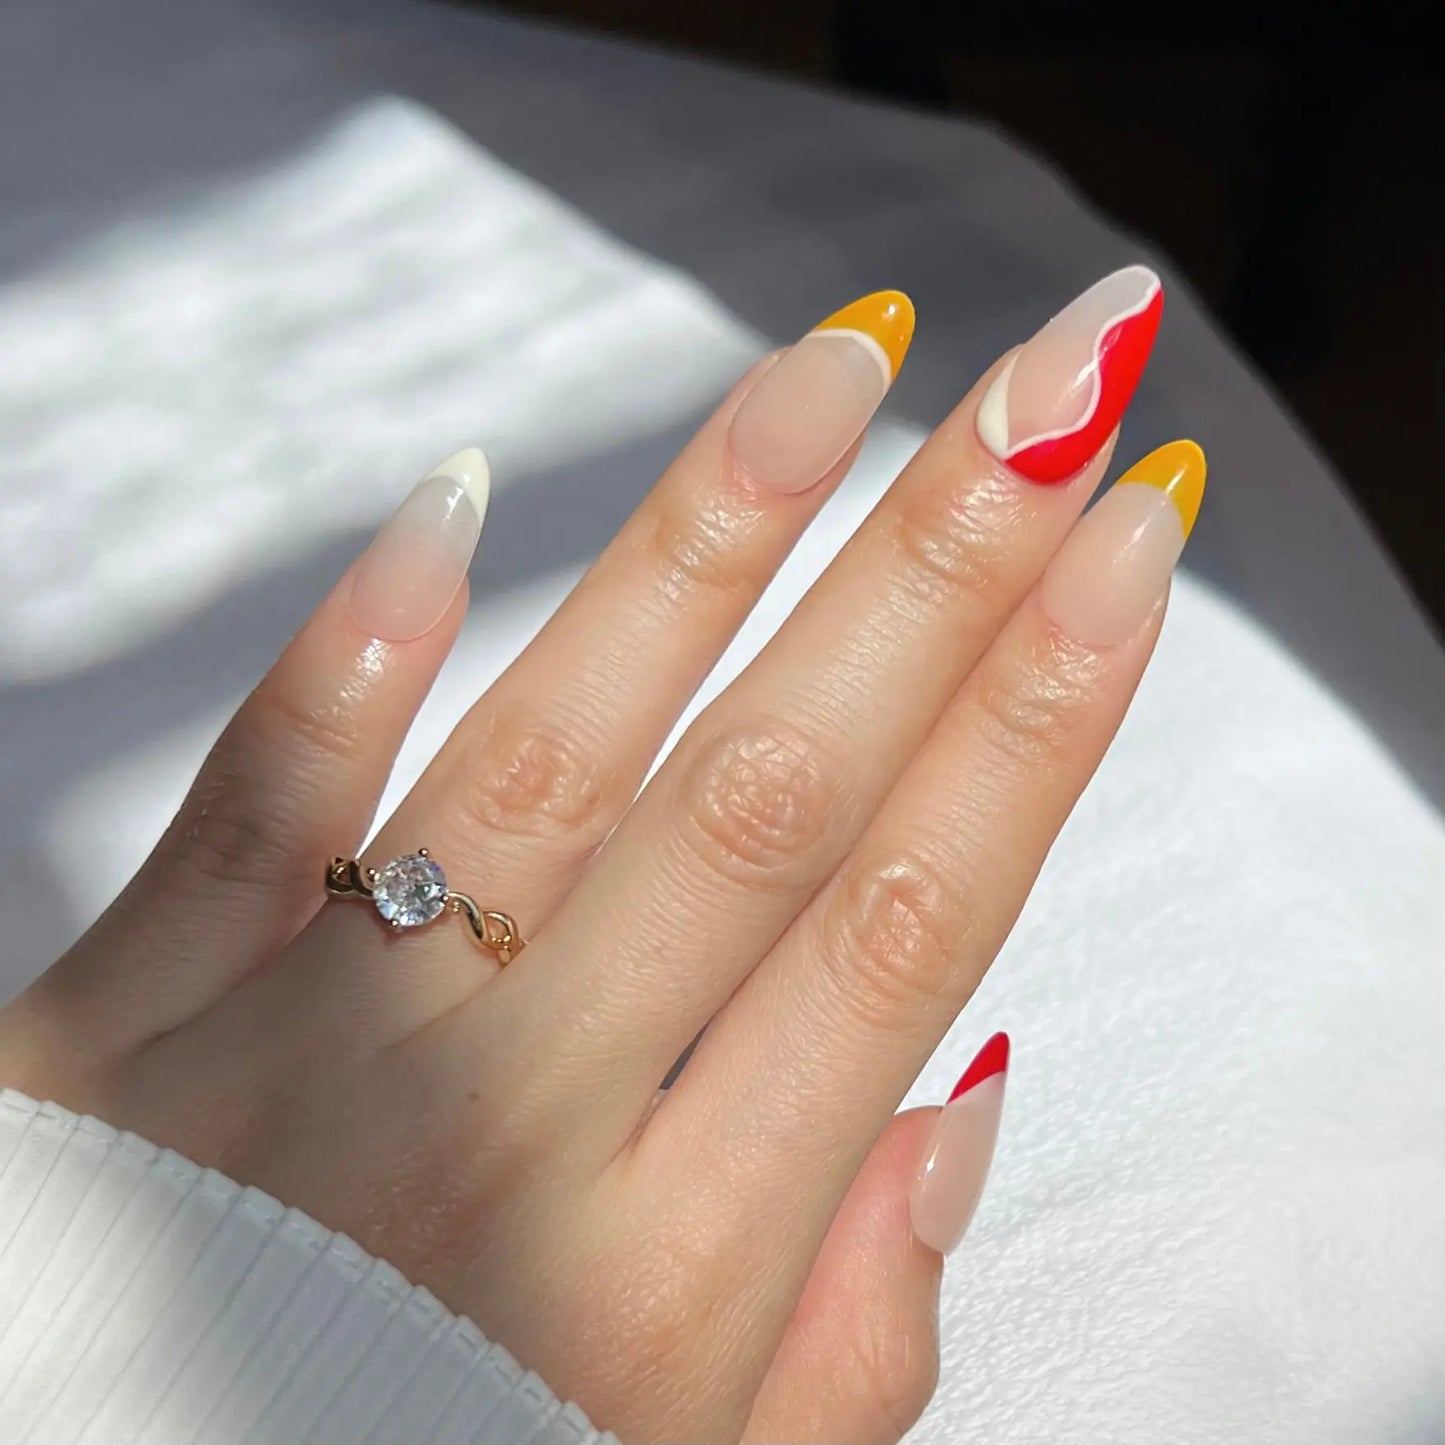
[1,97,1442,1444]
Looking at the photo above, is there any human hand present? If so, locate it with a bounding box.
[1,267,1196,1442]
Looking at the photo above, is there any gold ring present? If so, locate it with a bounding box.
[324,849,522,965]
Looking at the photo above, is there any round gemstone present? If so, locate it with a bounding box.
[372,853,448,928]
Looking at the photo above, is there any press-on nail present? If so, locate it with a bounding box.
[911,1033,1009,1255]
[1040,439,1206,646]
[976,266,1163,484]
[349,448,490,642]
[729,291,914,494]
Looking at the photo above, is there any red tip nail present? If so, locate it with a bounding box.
[947,1032,1010,1102]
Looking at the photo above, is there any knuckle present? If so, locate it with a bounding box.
[451,705,611,846]
[971,632,1102,767]
[251,677,366,772]
[889,473,1019,615]
[175,678,370,887]
[177,754,295,890]
[646,491,760,604]
[676,717,842,887]
[617,1247,714,1375]
[825,847,973,1015]
[846,1306,940,1440]
[560,1224,732,1423]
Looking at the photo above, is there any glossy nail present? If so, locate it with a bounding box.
[911,1033,1009,1255]
[976,265,1163,484]
[349,448,490,641]
[729,290,915,494]
[1040,439,1206,645]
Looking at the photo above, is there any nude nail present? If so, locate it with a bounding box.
[911,1033,1009,1255]
[1040,440,1206,646]
[349,448,490,642]
[976,265,1163,484]
[728,291,914,494]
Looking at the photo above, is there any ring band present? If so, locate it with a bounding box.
[325,849,522,965]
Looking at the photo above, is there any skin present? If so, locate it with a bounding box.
[0,344,1162,1444]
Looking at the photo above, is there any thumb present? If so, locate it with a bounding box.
[742,1033,1010,1444]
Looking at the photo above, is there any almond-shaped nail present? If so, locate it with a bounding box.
[976,265,1163,484]
[729,290,915,494]
[349,448,490,641]
[1041,439,1206,645]
[911,1033,1009,1255]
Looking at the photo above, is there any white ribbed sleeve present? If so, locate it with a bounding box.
[0,1091,617,1445]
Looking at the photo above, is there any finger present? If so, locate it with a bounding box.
[32,449,488,1051]
[312,293,915,1021]
[488,267,1161,1145]
[742,1109,945,1445]
[910,1033,1010,1255]
[676,443,1203,1217]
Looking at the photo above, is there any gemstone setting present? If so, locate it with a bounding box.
[371,853,448,928]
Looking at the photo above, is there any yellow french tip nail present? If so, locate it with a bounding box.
[812,289,916,380]
[1116,439,1207,540]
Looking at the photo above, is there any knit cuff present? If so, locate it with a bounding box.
[0,1090,616,1445]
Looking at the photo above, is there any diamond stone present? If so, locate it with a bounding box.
[372,853,448,928]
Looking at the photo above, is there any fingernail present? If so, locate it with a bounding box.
[976,265,1163,484]
[1040,439,1206,646]
[349,448,490,641]
[729,290,914,494]
[911,1033,1009,1255]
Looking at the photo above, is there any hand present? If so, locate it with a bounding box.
[0,268,1195,1442]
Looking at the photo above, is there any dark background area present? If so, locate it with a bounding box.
[472,0,1443,632]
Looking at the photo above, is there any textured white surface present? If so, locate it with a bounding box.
[0,99,756,683]
[1,90,1443,1445]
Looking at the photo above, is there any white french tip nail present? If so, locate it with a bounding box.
[431,447,491,523]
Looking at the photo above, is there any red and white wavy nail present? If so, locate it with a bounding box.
[910,1032,1010,1255]
[976,265,1163,485]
